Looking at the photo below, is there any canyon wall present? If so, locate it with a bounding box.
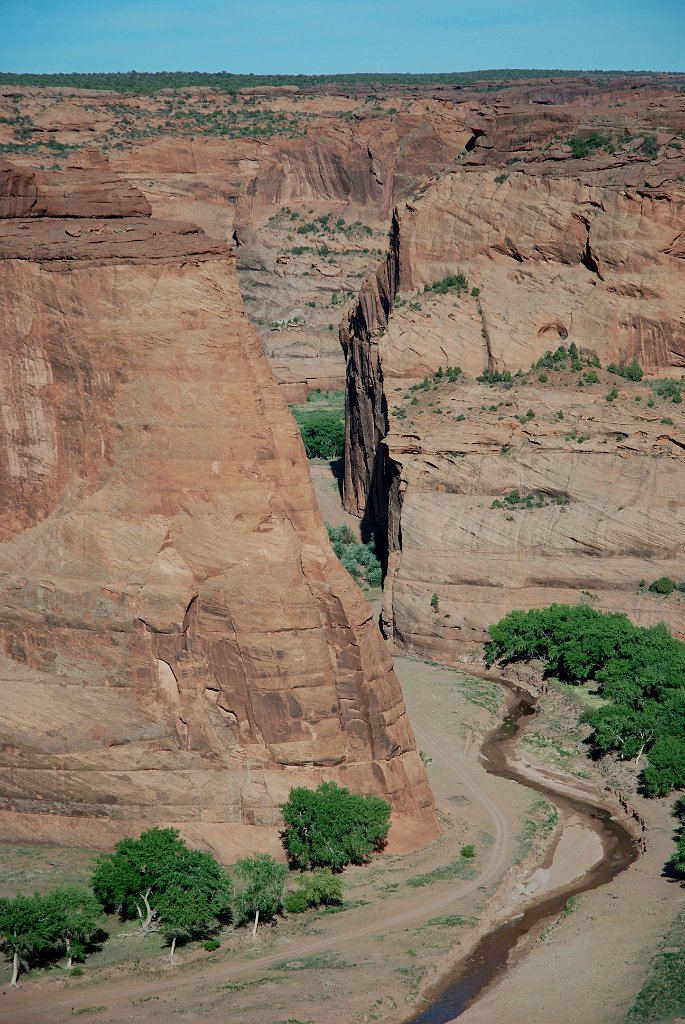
[342,88,685,660]
[0,160,438,855]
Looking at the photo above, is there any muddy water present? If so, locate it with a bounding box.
[408,681,639,1024]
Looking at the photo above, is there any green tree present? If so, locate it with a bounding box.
[281,781,391,870]
[485,604,685,796]
[293,411,345,459]
[43,888,102,967]
[91,827,187,931]
[0,894,56,986]
[284,867,344,914]
[154,849,233,960]
[234,854,287,936]
[642,734,685,797]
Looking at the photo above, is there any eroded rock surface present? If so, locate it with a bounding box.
[341,87,685,660]
[0,160,438,855]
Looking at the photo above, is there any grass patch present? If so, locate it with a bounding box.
[269,951,354,972]
[0,843,97,897]
[406,858,478,888]
[424,914,473,928]
[513,796,559,864]
[626,907,685,1022]
[318,897,370,915]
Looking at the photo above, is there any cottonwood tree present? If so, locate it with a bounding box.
[234,854,287,936]
[0,894,53,986]
[154,849,233,961]
[485,604,685,796]
[92,828,233,959]
[43,888,102,968]
[281,782,391,870]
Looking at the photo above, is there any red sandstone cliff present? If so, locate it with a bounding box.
[341,93,685,661]
[0,160,438,856]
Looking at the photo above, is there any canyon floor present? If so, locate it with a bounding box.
[0,651,679,1024]
[1,73,684,1023]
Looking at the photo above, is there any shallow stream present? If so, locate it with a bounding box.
[408,679,639,1023]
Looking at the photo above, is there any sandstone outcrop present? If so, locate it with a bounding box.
[0,160,438,855]
[341,89,685,661]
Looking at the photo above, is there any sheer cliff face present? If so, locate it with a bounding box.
[341,101,685,661]
[0,161,437,853]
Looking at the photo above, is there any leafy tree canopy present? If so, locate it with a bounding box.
[234,853,287,928]
[485,604,685,796]
[0,893,62,984]
[281,781,391,870]
[91,827,232,940]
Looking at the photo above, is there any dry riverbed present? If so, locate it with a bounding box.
[3,657,674,1024]
[0,661,548,1023]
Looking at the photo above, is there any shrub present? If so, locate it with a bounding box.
[651,378,684,404]
[568,131,613,158]
[431,592,440,612]
[326,523,382,589]
[281,782,391,870]
[203,939,221,951]
[284,869,343,913]
[649,576,676,596]
[607,359,643,381]
[425,273,467,295]
[283,889,310,914]
[477,368,512,385]
[460,845,476,859]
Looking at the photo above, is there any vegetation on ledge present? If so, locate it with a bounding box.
[485,603,685,796]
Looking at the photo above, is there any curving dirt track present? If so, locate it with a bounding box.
[0,693,513,1023]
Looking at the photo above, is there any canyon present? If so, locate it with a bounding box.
[1,70,684,848]
[340,78,685,661]
[0,69,684,1022]
[0,157,436,855]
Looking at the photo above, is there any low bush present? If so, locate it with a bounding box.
[284,869,344,914]
[425,273,467,295]
[649,576,677,596]
[607,359,643,381]
[326,523,382,588]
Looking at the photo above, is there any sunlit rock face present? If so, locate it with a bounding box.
[0,160,438,856]
[341,87,685,661]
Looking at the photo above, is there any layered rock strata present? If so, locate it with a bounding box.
[10,74,683,393]
[0,161,438,854]
[341,100,685,660]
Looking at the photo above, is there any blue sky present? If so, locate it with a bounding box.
[1,0,683,74]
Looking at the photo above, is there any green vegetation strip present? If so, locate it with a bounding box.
[486,604,685,796]
[0,70,647,93]
[406,858,478,888]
